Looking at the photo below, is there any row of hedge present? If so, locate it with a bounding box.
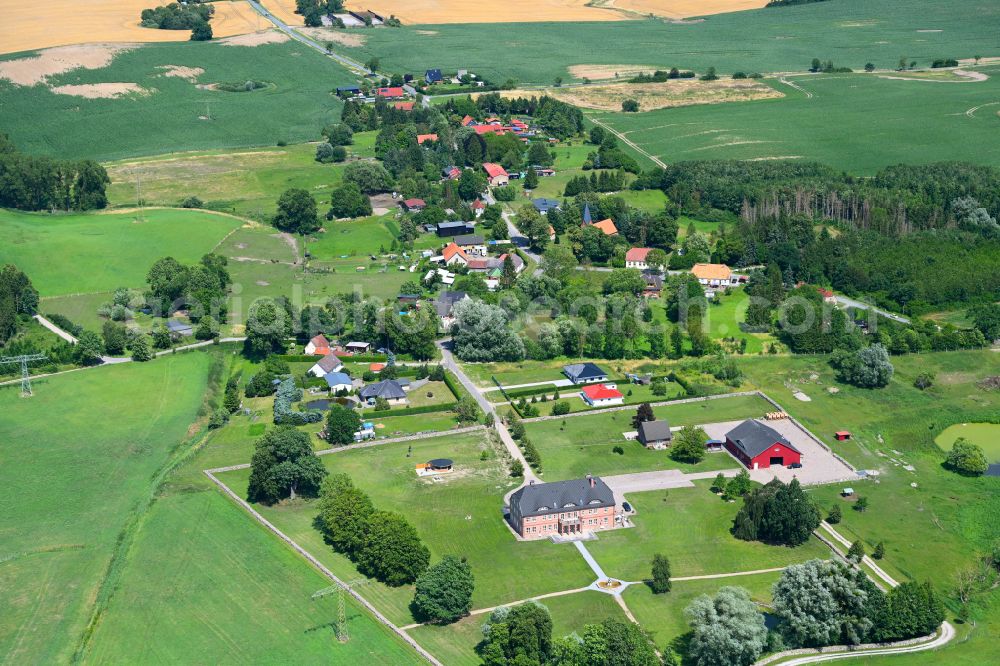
[368,402,458,418]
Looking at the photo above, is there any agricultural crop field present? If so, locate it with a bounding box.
[592,67,1000,173]
[0,36,352,160]
[0,353,212,663]
[340,0,999,85]
[0,0,263,55]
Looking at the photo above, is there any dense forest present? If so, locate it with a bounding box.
[635,160,1000,235]
[0,134,110,211]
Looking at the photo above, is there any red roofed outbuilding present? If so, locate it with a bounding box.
[580,383,625,407]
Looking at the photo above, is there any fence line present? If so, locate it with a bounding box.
[203,468,441,665]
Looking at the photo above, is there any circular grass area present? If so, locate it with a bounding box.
[935,423,1000,460]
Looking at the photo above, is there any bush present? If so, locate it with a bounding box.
[273,378,323,425]
[550,401,571,416]
[945,438,989,476]
[621,99,640,112]
[180,195,204,208]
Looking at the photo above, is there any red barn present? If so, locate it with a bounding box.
[725,420,801,470]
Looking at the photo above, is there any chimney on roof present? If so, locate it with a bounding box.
[589,476,595,488]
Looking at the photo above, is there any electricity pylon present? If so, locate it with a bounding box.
[312,578,370,642]
[0,353,47,397]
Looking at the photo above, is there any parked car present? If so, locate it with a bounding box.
[622,501,633,513]
[788,462,803,469]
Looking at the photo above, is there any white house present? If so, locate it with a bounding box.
[625,248,653,270]
[309,354,344,378]
[304,334,332,356]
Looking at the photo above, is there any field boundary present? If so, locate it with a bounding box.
[203,466,441,665]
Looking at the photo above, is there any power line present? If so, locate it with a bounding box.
[311,578,370,642]
[0,353,47,397]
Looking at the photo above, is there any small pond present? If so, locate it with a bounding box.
[935,422,1000,460]
[304,399,332,411]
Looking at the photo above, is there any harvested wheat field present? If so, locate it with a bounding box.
[258,0,307,26]
[549,79,783,111]
[0,0,262,55]
[611,0,768,20]
[324,0,766,24]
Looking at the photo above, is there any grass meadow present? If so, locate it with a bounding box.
[0,353,212,664]
[593,68,1000,173]
[339,0,998,86]
[409,590,627,665]
[0,208,241,296]
[216,432,597,626]
[0,39,352,160]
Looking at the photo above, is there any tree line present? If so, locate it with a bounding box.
[0,134,109,211]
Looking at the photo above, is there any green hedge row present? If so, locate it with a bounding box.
[369,402,457,418]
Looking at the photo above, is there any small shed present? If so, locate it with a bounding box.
[834,431,852,441]
[842,487,855,497]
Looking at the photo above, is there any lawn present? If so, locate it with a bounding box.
[0,208,240,296]
[0,39,353,160]
[523,393,774,481]
[624,570,782,648]
[336,0,998,86]
[215,432,596,625]
[702,287,781,354]
[408,590,627,666]
[934,423,1000,461]
[594,67,1000,174]
[586,481,831,581]
[0,353,212,664]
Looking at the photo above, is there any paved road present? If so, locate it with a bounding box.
[758,622,955,666]
[602,469,740,506]
[246,1,369,75]
[436,340,538,489]
[34,314,78,344]
[832,294,910,324]
[502,209,544,275]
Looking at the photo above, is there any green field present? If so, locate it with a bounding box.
[408,590,627,666]
[0,208,240,296]
[625,570,781,647]
[339,0,998,86]
[935,422,1000,460]
[523,393,773,481]
[593,68,1000,173]
[216,432,596,625]
[0,39,352,160]
[0,353,212,664]
[85,488,420,665]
